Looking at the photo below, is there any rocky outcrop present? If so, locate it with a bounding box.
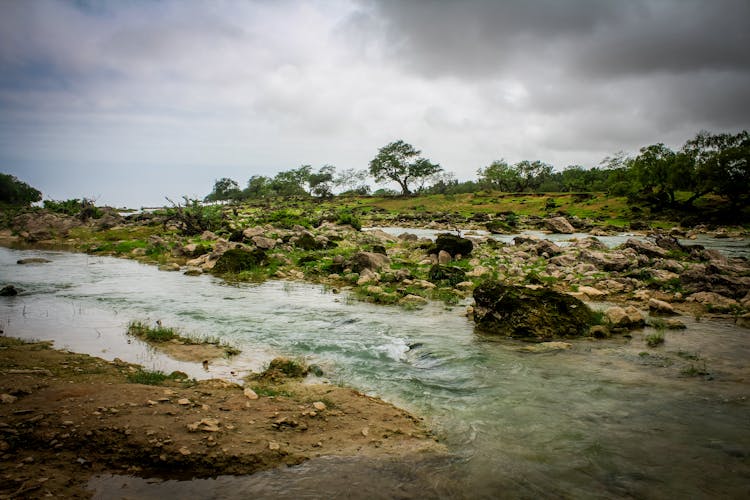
[211,249,267,274]
[622,239,668,259]
[580,250,634,272]
[686,291,739,312]
[544,217,575,234]
[680,264,750,299]
[473,281,594,340]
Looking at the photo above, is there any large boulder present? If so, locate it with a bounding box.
[433,233,473,258]
[473,281,594,340]
[544,217,576,234]
[622,239,668,259]
[211,248,266,274]
[605,306,645,329]
[348,252,391,273]
[580,250,634,272]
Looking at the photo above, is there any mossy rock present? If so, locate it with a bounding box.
[211,248,267,274]
[485,220,512,234]
[428,265,467,287]
[473,281,594,340]
[432,233,473,257]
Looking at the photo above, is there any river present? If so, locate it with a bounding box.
[1,247,749,499]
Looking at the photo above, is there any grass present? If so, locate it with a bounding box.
[127,320,178,342]
[645,330,665,347]
[127,369,169,385]
[126,320,241,357]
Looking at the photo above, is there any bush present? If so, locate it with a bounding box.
[335,209,362,230]
[163,197,226,236]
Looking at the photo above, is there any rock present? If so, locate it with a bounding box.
[589,325,611,338]
[211,248,266,274]
[473,281,594,340]
[159,263,180,272]
[357,268,379,285]
[605,306,645,329]
[399,294,428,306]
[686,291,739,312]
[466,265,490,277]
[437,250,452,265]
[398,232,419,241]
[648,298,677,315]
[0,285,19,296]
[533,239,562,257]
[17,258,52,265]
[268,441,280,450]
[622,239,668,259]
[365,229,397,243]
[243,388,259,400]
[662,319,687,330]
[349,252,391,273]
[455,281,474,290]
[486,220,512,234]
[580,250,634,272]
[428,265,467,287]
[182,243,210,258]
[201,231,218,241]
[680,265,750,300]
[569,237,608,251]
[183,267,203,276]
[544,217,576,234]
[252,235,277,250]
[1,393,18,404]
[577,286,607,299]
[518,341,573,352]
[433,233,473,257]
[242,226,265,239]
[187,418,221,432]
[312,401,327,411]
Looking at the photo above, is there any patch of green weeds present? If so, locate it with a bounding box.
[127,320,178,342]
[127,369,169,385]
[645,330,665,347]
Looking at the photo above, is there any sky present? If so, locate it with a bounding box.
[1,0,749,208]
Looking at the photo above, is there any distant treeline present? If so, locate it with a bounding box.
[206,130,748,210]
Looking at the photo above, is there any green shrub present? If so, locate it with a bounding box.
[335,209,362,230]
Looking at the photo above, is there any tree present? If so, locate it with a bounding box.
[515,160,553,191]
[242,175,273,199]
[0,173,42,206]
[271,165,312,197]
[369,140,442,195]
[334,168,370,195]
[683,130,749,207]
[308,165,336,198]
[204,177,241,202]
[477,160,521,191]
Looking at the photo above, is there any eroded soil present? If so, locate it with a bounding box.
[0,338,442,498]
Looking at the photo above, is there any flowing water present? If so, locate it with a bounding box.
[1,247,749,499]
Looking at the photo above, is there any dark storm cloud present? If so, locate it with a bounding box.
[364,0,750,78]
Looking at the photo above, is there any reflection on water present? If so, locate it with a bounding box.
[1,247,749,498]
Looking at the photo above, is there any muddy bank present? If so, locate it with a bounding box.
[0,337,442,498]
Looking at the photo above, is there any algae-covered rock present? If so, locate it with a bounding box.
[211,248,266,274]
[433,233,473,258]
[428,265,467,287]
[473,281,594,340]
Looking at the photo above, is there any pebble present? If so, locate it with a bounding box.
[312,401,327,411]
[243,388,259,400]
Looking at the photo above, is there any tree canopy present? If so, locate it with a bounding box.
[368,140,442,195]
[0,173,42,206]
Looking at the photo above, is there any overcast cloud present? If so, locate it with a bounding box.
[1,0,748,207]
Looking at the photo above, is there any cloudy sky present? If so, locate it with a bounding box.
[1,0,749,207]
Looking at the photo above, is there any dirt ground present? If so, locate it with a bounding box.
[0,337,442,498]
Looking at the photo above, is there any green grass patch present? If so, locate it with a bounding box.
[645,330,665,347]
